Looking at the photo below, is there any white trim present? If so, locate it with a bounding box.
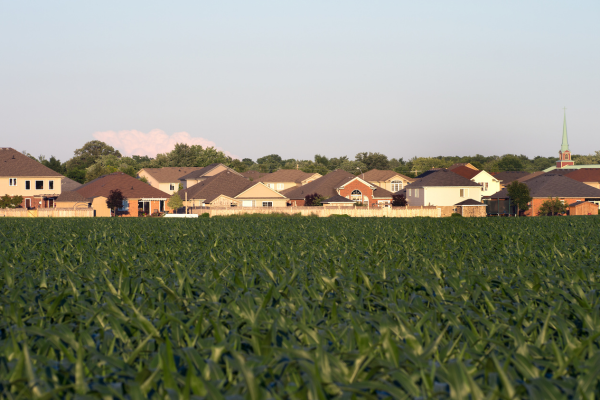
[338,176,377,190]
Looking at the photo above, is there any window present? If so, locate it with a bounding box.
[267,183,275,189]
[35,180,44,190]
[262,201,273,207]
[170,184,175,191]
[415,189,419,198]
[277,183,284,191]
[460,189,469,198]
[119,200,129,211]
[25,181,31,190]
[9,178,17,186]
[391,180,402,192]
[350,189,362,201]
[49,180,54,190]
[408,189,412,196]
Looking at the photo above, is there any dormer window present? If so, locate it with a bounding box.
[9,178,17,186]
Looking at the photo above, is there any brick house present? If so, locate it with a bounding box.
[489,174,600,216]
[336,176,394,206]
[361,169,414,193]
[56,172,172,217]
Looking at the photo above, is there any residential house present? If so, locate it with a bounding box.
[234,183,289,207]
[451,166,501,197]
[0,147,64,209]
[404,169,483,210]
[489,174,600,216]
[448,163,478,171]
[361,169,414,192]
[564,169,600,189]
[491,171,531,189]
[138,167,204,194]
[178,171,255,207]
[56,172,172,217]
[259,169,322,192]
[178,163,242,189]
[282,170,394,206]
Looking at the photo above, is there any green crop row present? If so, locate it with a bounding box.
[0,217,599,399]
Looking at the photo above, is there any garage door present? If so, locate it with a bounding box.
[242,201,253,207]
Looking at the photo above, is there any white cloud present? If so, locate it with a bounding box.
[93,129,237,159]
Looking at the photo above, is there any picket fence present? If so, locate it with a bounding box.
[0,208,93,218]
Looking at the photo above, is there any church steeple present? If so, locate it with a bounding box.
[560,109,569,153]
[557,108,574,169]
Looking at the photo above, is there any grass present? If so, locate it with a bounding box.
[0,216,599,398]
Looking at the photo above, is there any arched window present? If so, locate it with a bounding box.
[391,180,402,192]
[350,189,362,201]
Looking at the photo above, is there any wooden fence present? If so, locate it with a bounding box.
[194,206,441,218]
[0,208,94,218]
[38,208,94,218]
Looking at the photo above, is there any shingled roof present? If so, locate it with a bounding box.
[566,168,600,183]
[56,190,89,203]
[490,174,600,199]
[491,171,531,184]
[61,177,82,192]
[242,171,269,180]
[259,169,319,183]
[178,163,241,181]
[407,169,481,188]
[450,166,480,180]
[455,199,485,206]
[140,167,204,183]
[361,169,414,182]
[281,170,356,200]
[75,172,170,199]
[322,194,355,204]
[0,147,63,177]
[179,171,253,203]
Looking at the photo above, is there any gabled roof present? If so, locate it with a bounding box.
[61,177,82,192]
[241,170,269,180]
[451,166,480,180]
[75,172,170,199]
[517,171,545,183]
[337,176,395,198]
[281,170,356,200]
[455,199,486,206]
[178,163,241,181]
[140,167,204,183]
[56,190,89,203]
[407,169,481,188]
[235,182,288,199]
[361,169,415,182]
[448,163,478,171]
[491,171,531,184]
[566,168,600,183]
[490,174,600,199]
[179,171,253,203]
[259,169,320,183]
[322,194,355,203]
[0,147,63,177]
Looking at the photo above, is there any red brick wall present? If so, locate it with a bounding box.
[527,198,585,216]
[290,199,305,206]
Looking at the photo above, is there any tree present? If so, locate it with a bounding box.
[66,140,122,172]
[106,189,125,217]
[497,155,525,171]
[391,194,408,207]
[257,154,283,173]
[39,155,65,174]
[355,152,390,170]
[0,195,24,208]
[538,198,568,216]
[167,193,183,211]
[305,193,325,207]
[314,154,329,167]
[506,181,532,216]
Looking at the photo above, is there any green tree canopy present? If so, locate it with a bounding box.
[497,155,525,171]
[167,193,184,211]
[355,152,390,170]
[0,195,24,209]
[506,181,532,215]
[66,141,122,172]
[538,198,568,216]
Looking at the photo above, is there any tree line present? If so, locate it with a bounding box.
[25,140,600,183]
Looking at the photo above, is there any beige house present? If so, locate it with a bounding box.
[405,169,482,207]
[259,170,321,192]
[361,169,415,193]
[138,167,204,194]
[178,163,242,189]
[0,147,64,209]
[235,182,288,207]
[179,171,253,207]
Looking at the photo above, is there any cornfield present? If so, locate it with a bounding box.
[0,217,599,399]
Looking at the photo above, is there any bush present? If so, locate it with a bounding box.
[451,213,463,217]
[200,213,210,218]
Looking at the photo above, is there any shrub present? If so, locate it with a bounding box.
[305,193,325,207]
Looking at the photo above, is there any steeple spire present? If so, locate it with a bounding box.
[561,107,569,153]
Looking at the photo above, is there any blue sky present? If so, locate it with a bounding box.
[1,1,598,161]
